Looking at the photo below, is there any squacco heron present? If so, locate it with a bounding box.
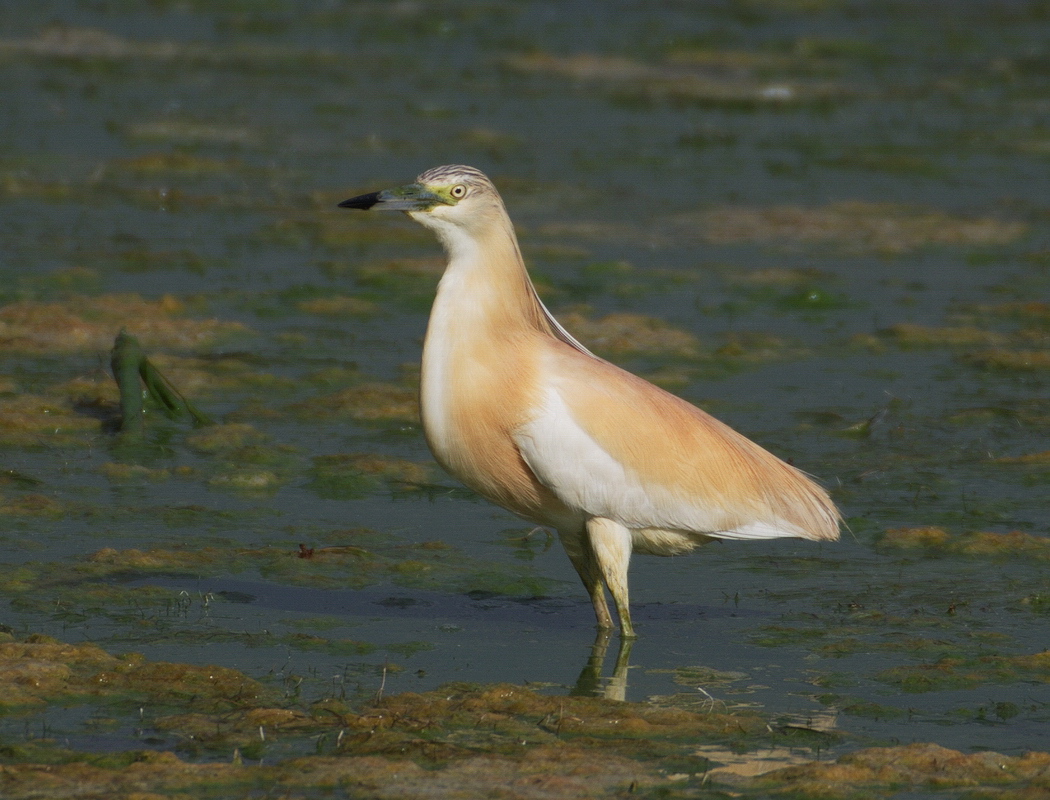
[339,165,840,638]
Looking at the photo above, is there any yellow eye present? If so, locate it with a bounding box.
[450,184,467,199]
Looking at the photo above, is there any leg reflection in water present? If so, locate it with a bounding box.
[571,631,634,701]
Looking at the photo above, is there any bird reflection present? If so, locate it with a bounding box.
[571,630,634,701]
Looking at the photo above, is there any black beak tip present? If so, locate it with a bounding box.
[338,191,380,210]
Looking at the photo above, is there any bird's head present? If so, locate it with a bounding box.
[338,165,504,237]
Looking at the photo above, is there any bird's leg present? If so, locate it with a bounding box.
[557,528,615,631]
[585,517,636,639]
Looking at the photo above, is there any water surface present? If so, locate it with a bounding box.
[1,0,1049,788]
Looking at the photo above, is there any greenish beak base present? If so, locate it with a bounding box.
[338,183,446,212]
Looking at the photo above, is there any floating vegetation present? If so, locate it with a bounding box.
[457,126,524,159]
[944,399,1050,428]
[838,700,909,721]
[91,247,210,276]
[658,665,749,689]
[0,295,248,355]
[877,526,953,550]
[185,423,268,454]
[351,257,446,310]
[202,439,301,490]
[0,171,254,213]
[504,51,848,109]
[288,382,419,425]
[0,24,351,75]
[723,273,853,313]
[84,546,235,574]
[0,634,266,711]
[0,746,656,799]
[110,151,236,175]
[532,259,674,303]
[181,427,299,492]
[877,650,1050,693]
[958,299,1050,324]
[280,632,376,657]
[535,220,651,247]
[258,217,432,252]
[713,330,809,363]
[206,468,286,492]
[745,742,1050,796]
[0,632,764,754]
[308,453,431,500]
[818,144,948,178]
[686,202,1027,253]
[1,525,554,603]
[0,493,65,517]
[964,348,1050,372]
[557,310,701,359]
[664,44,847,75]
[147,354,293,395]
[994,450,1050,465]
[0,392,103,448]
[98,462,182,483]
[11,629,1049,799]
[879,527,1050,561]
[295,295,380,317]
[727,266,833,287]
[880,322,1009,349]
[124,119,260,146]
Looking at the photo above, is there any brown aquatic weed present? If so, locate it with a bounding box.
[688,201,1026,254]
[744,742,1050,796]
[0,295,247,355]
[557,310,701,359]
[289,382,419,424]
[879,527,1050,561]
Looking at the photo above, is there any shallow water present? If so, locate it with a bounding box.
[1,0,1049,781]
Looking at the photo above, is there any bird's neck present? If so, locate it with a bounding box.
[418,211,552,490]
[426,215,551,339]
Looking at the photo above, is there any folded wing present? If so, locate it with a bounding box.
[513,342,840,542]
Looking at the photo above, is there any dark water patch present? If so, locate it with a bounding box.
[126,575,766,629]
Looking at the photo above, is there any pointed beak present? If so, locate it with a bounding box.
[338,182,445,212]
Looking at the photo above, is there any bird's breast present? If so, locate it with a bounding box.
[419,303,573,527]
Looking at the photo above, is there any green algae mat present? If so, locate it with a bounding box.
[1,1,1050,797]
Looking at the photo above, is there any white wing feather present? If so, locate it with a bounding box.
[514,387,810,540]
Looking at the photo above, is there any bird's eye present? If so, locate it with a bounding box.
[449,184,467,199]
